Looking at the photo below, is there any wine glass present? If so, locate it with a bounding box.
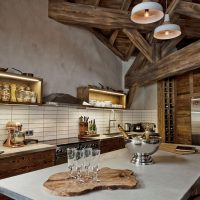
[67,148,76,179]
[91,149,101,182]
[83,148,92,178]
[74,149,84,182]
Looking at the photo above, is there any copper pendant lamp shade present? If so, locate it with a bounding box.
[131,0,164,24]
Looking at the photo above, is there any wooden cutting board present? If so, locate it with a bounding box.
[159,143,200,155]
[43,167,137,196]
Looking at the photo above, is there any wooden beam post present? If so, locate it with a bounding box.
[123,29,154,63]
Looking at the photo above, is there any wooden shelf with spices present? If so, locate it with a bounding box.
[0,72,43,105]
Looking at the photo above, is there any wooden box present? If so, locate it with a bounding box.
[0,72,43,105]
[77,87,126,109]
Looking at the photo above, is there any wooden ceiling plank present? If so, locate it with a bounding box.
[48,0,156,31]
[109,30,119,46]
[90,28,126,60]
[175,1,200,20]
[123,29,154,63]
[125,40,200,87]
[166,0,181,15]
[125,44,136,60]
[121,0,133,10]
[161,35,184,58]
[94,0,101,7]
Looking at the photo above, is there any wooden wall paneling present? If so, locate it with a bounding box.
[174,73,192,144]
[193,69,200,94]
[157,80,165,142]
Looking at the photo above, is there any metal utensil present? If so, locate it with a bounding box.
[12,68,34,77]
[0,67,8,72]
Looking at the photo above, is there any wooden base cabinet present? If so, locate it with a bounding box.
[0,149,55,179]
[100,137,125,154]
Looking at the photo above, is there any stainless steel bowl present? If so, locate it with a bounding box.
[125,136,161,165]
[11,131,25,144]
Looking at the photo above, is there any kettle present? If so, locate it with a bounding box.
[124,123,132,132]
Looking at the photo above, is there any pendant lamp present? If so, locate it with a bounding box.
[153,14,181,40]
[131,0,164,24]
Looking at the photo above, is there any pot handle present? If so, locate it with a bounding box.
[12,68,23,74]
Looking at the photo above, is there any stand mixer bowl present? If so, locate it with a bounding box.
[125,136,161,165]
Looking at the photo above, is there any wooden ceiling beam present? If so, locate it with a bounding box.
[48,0,157,31]
[125,44,136,60]
[175,1,200,20]
[161,35,184,58]
[90,29,126,60]
[123,29,154,63]
[109,30,119,46]
[125,40,200,87]
[178,19,200,38]
[94,0,101,7]
[121,0,132,10]
[166,0,181,15]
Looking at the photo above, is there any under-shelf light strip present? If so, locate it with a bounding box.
[89,88,125,96]
[0,73,39,82]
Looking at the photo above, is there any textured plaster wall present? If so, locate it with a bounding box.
[122,59,157,110]
[0,0,122,96]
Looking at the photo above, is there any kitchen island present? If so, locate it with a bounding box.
[0,148,200,200]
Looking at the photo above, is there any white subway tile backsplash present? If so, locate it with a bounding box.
[0,104,157,144]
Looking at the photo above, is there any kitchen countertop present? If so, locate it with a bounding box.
[0,143,56,159]
[0,148,200,200]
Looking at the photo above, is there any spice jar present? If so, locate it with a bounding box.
[2,84,11,102]
[30,91,36,103]
[10,84,17,102]
[0,83,3,101]
[16,86,25,102]
[24,87,31,103]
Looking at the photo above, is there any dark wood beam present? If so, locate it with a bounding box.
[90,29,126,60]
[125,44,136,60]
[109,30,119,46]
[175,1,200,20]
[123,29,154,63]
[94,0,101,7]
[161,35,184,58]
[125,40,200,87]
[166,0,181,15]
[178,19,200,38]
[48,0,157,31]
[121,0,132,10]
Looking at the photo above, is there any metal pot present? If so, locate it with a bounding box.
[12,68,34,77]
[124,123,132,132]
[11,131,25,144]
[0,67,8,72]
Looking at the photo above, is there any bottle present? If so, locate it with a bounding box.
[92,119,97,134]
[118,124,130,140]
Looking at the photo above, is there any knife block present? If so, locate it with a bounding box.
[79,122,88,137]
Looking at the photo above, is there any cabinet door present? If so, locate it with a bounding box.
[0,150,55,179]
[100,138,125,154]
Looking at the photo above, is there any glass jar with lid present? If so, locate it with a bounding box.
[2,83,11,102]
[16,86,25,103]
[0,83,3,101]
[24,87,31,103]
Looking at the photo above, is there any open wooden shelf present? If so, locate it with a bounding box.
[77,87,126,109]
[0,72,43,105]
